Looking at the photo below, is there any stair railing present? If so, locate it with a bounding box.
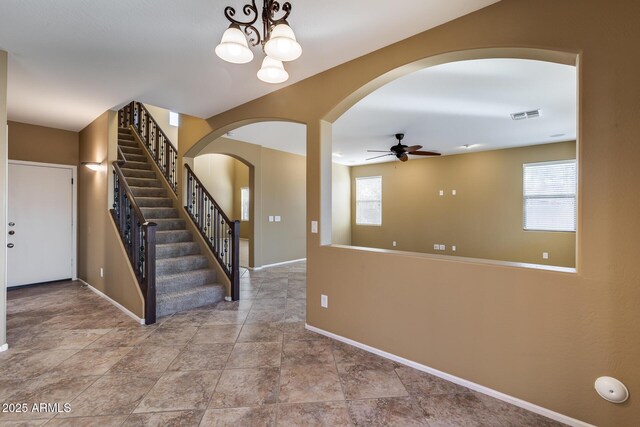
[118,101,178,194]
[110,149,158,324]
[184,164,240,301]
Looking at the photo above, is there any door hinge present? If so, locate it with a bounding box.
[71,178,74,185]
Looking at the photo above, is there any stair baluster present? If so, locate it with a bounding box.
[184,164,240,301]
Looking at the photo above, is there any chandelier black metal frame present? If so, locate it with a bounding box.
[224,0,292,49]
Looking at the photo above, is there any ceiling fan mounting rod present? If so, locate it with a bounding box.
[224,0,292,48]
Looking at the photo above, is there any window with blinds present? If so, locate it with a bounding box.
[523,160,577,232]
[356,176,382,226]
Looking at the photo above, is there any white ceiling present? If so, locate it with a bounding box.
[0,0,499,131]
[227,58,576,165]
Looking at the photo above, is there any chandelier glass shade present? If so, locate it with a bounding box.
[215,1,301,83]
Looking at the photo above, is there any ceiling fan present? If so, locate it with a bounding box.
[366,133,441,162]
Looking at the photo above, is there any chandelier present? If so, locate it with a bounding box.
[215,1,302,84]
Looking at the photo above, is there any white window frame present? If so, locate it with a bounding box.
[355,176,382,226]
[240,187,250,221]
[523,159,577,232]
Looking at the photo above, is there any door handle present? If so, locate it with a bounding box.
[7,243,14,248]
[8,230,15,235]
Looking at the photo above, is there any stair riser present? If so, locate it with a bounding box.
[153,219,187,231]
[119,140,138,148]
[156,286,225,317]
[156,231,192,244]
[157,269,217,291]
[156,242,200,259]
[142,207,179,218]
[121,147,144,156]
[123,161,152,171]
[156,256,210,276]
[122,169,156,179]
[130,187,167,198]
[125,154,148,163]
[126,178,163,188]
[136,198,174,208]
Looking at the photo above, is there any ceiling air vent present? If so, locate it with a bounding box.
[511,109,541,120]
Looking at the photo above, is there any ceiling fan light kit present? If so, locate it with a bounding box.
[215,1,302,84]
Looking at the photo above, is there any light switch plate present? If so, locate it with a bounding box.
[311,221,318,233]
[321,294,328,308]
[275,216,281,222]
[439,244,446,250]
[439,190,444,196]
[434,244,439,250]
[543,252,549,259]
[392,241,397,247]
[452,245,457,252]
[452,190,457,196]
[268,216,274,222]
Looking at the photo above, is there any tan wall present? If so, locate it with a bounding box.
[196,138,306,267]
[143,104,179,148]
[175,1,640,425]
[78,111,143,317]
[233,161,251,239]
[350,142,576,267]
[193,154,236,214]
[332,163,351,245]
[0,50,8,348]
[8,121,78,165]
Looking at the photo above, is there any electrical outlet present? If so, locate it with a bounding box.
[275,216,281,222]
[311,221,318,233]
[392,241,397,247]
[100,268,104,278]
[434,244,439,250]
[268,216,274,222]
[543,252,549,259]
[452,245,457,252]
[321,294,328,308]
[439,244,446,251]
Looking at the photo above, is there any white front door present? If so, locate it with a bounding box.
[7,162,75,287]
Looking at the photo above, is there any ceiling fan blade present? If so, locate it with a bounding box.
[411,150,441,156]
[367,150,392,153]
[366,153,394,161]
[399,153,409,162]
[403,145,423,153]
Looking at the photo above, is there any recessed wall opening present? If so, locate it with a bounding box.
[190,120,307,270]
[330,58,578,269]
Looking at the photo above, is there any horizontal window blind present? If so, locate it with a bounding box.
[523,160,576,232]
[356,176,382,225]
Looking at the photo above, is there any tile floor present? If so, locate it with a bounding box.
[1,262,566,426]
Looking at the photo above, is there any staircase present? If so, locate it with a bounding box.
[117,127,225,318]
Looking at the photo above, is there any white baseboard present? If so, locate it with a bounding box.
[0,343,8,352]
[250,258,307,271]
[305,324,594,427]
[79,279,145,325]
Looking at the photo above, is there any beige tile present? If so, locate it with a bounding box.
[57,373,161,418]
[88,327,156,348]
[200,406,276,427]
[123,410,203,426]
[347,397,429,426]
[107,346,181,374]
[203,310,249,325]
[226,342,282,368]
[168,344,234,371]
[277,401,352,427]
[472,392,566,427]
[138,326,198,347]
[283,322,330,342]
[209,368,279,408]
[10,329,112,351]
[395,366,470,396]
[337,363,408,400]
[46,415,129,426]
[279,364,344,404]
[237,323,283,343]
[134,370,221,413]
[0,349,79,379]
[190,325,243,344]
[332,342,395,368]
[250,298,286,311]
[245,311,285,324]
[416,393,496,427]
[282,340,334,366]
[51,347,133,376]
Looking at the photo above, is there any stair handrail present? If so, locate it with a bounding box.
[110,156,158,324]
[184,164,240,301]
[118,101,178,194]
